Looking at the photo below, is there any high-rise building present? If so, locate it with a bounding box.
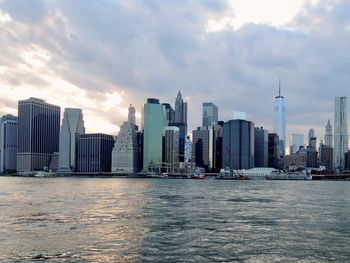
[58,108,85,172]
[163,126,179,172]
[0,115,18,174]
[76,133,114,173]
[254,127,268,167]
[334,97,348,170]
[143,98,166,171]
[17,98,60,173]
[320,144,333,171]
[128,104,136,125]
[291,134,304,154]
[202,102,218,127]
[325,119,333,147]
[268,133,280,169]
[192,127,210,171]
[222,119,254,170]
[174,91,187,124]
[184,135,192,163]
[111,106,141,174]
[273,81,286,156]
[162,103,175,125]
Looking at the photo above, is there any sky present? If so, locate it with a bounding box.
[0,0,349,147]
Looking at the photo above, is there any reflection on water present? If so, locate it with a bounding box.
[0,178,349,262]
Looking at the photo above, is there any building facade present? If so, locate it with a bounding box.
[143,98,166,171]
[324,119,333,147]
[320,144,333,171]
[0,115,18,174]
[111,105,141,174]
[268,133,280,169]
[222,119,254,170]
[58,108,85,172]
[291,134,304,154]
[163,126,179,172]
[17,98,60,173]
[184,135,192,163]
[202,102,218,127]
[334,97,348,170]
[273,82,286,156]
[76,133,114,173]
[254,127,268,167]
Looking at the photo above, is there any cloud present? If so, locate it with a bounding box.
[0,0,350,145]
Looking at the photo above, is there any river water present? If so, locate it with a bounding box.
[0,177,349,262]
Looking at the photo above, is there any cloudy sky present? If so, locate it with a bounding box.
[0,0,349,146]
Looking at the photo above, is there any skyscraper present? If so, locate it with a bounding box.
[0,115,18,174]
[273,81,286,156]
[222,119,255,170]
[143,98,166,171]
[76,133,115,173]
[308,129,315,146]
[202,102,218,127]
[334,97,348,170]
[174,91,187,124]
[184,135,192,163]
[111,105,141,174]
[192,127,210,171]
[268,133,280,169]
[163,126,179,172]
[17,98,60,173]
[128,104,136,125]
[325,119,333,147]
[254,127,268,167]
[58,108,85,172]
[162,103,175,125]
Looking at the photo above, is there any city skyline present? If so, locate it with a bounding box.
[1,0,350,143]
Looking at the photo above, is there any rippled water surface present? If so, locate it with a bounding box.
[0,177,349,262]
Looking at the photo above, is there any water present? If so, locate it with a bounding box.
[0,177,349,262]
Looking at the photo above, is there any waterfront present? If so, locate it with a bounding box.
[0,177,349,262]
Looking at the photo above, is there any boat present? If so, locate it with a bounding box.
[33,171,53,177]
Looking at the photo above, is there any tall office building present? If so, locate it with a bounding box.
[143,98,166,171]
[192,127,210,171]
[254,127,268,167]
[202,102,218,127]
[320,143,333,171]
[308,129,315,146]
[0,115,18,174]
[58,108,85,172]
[17,98,60,173]
[111,105,141,173]
[76,133,114,173]
[128,104,136,125]
[163,127,180,171]
[291,134,304,154]
[174,91,187,124]
[334,97,348,170]
[268,133,280,169]
[162,103,175,125]
[222,119,254,170]
[325,119,333,147]
[273,81,286,156]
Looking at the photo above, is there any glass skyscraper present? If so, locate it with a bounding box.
[142,98,166,171]
[273,83,286,156]
[0,114,18,174]
[202,102,218,127]
[17,98,60,173]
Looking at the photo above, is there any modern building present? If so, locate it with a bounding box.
[268,133,280,169]
[111,105,141,174]
[202,102,218,127]
[345,151,350,170]
[308,129,315,146]
[162,103,175,125]
[290,134,304,154]
[254,127,268,167]
[0,115,18,174]
[320,144,333,171]
[128,104,136,125]
[17,98,60,173]
[142,98,166,171]
[76,133,114,173]
[273,81,286,156]
[163,126,180,172]
[324,119,333,147]
[192,127,210,170]
[58,108,85,172]
[222,119,254,170]
[334,97,348,170]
